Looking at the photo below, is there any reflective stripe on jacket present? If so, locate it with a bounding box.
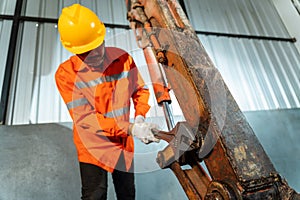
[55,47,150,172]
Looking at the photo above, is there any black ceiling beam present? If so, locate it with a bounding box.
[195,30,296,43]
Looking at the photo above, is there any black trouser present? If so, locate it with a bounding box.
[79,153,135,200]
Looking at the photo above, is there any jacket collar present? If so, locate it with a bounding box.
[71,48,120,72]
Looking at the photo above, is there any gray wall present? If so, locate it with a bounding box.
[1,108,300,200]
[245,108,300,192]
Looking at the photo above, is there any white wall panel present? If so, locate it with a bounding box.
[199,35,300,111]
[0,0,16,15]
[185,0,290,37]
[273,0,300,54]
[0,20,12,99]
[184,0,300,111]
[24,0,129,25]
[8,22,38,124]
[6,22,70,124]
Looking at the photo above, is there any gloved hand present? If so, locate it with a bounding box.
[134,115,145,123]
[129,122,160,144]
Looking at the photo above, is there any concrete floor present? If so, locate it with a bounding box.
[0,108,299,200]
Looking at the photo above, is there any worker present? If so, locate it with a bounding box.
[55,4,160,200]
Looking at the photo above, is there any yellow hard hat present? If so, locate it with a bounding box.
[58,4,106,54]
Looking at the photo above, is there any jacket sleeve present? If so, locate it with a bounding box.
[129,59,151,118]
[55,65,129,137]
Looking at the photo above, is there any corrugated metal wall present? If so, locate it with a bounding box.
[1,0,300,125]
[292,0,300,14]
[185,0,300,111]
[24,0,128,24]
[0,20,12,99]
[199,36,300,110]
[0,0,16,15]
[186,0,290,37]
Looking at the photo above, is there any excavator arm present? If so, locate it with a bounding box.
[125,0,300,199]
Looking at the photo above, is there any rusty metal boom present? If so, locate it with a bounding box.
[126,0,300,199]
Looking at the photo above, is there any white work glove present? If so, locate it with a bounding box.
[130,122,160,144]
[134,115,145,123]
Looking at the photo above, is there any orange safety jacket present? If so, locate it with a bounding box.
[55,47,150,172]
